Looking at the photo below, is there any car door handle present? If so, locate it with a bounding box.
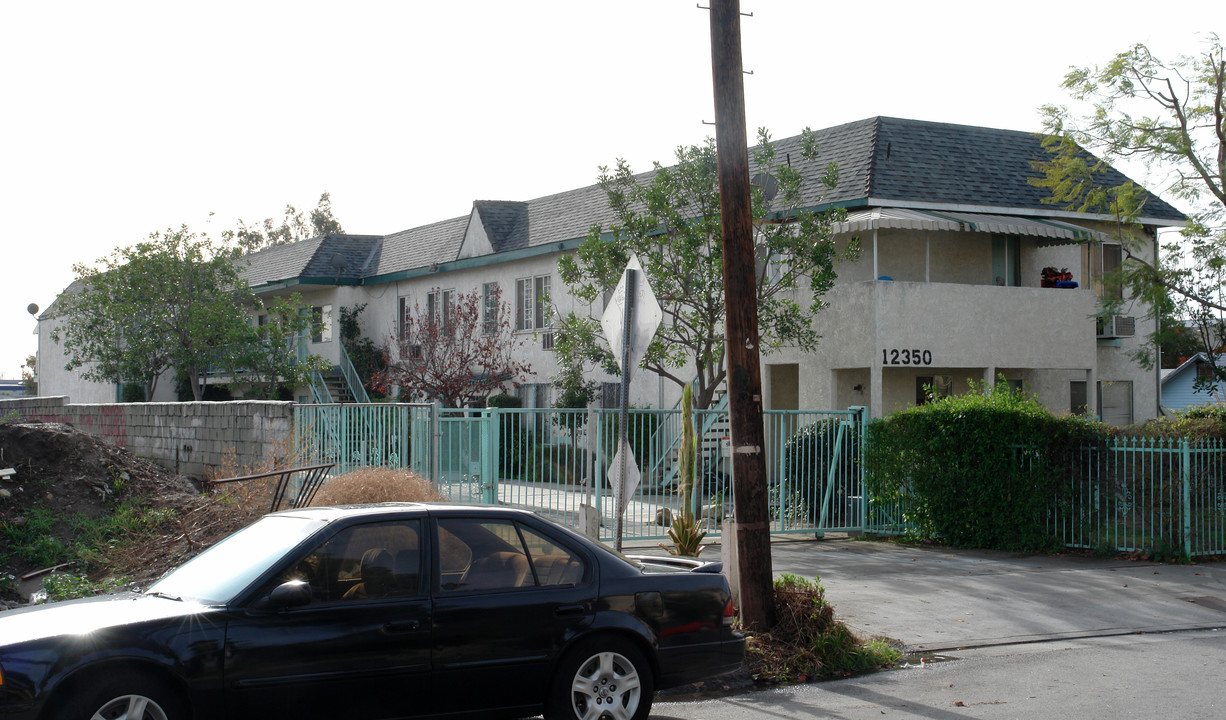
[554,604,586,617]
[383,620,422,634]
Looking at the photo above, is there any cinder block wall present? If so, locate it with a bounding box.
[0,397,294,479]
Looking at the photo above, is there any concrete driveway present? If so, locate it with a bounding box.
[765,537,1226,651]
[639,537,1226,719]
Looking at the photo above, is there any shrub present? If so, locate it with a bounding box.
[864,381,1105,551]
[528,444,592,485]
[120,383,146,403]
[1124,403,1226,440]
[744,574,899,682]
[309,468,446,506]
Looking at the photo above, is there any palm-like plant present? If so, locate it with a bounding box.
[662,384,707,557]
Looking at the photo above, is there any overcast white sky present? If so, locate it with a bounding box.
[0,1,1218,380]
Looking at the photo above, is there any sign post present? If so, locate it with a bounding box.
[599,254,661,551]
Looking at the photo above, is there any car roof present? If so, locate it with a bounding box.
[270,502,541,523]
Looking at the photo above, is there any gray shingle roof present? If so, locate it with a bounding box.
[865,117,1184,220]
[243,116,1186,289]
[746,117,1184,221]
[474,201,530,252]
[240,237,323,287]
[300,235,382,280]
[241,234,383,287]
[376,216,469,276]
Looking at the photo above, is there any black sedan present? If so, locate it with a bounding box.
[0,503,744,719]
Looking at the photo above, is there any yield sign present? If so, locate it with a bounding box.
[600,254,662,378]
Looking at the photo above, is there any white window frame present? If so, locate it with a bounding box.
[311,305,333,343]
[1098,380,1133,426]
[482,282,499,335]
[1088,242,1124,301]
[516,275,552,331]
[398,295,411,340]
[428,289,455,327]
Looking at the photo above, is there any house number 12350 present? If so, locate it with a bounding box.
[882,348,933,366]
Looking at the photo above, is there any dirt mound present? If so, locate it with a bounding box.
[0,420,249,599]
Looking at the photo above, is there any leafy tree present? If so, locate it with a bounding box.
[229,295,330,399]
[53,227,254,400]
[557,128,858,409]
[1033,35,1225,388]
[1147,288,1220,370]
[233,192,345,253]
[52,227,326,401]
[374,285,534,407]
[20,355,36,395]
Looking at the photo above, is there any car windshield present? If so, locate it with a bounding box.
[147,515,326,604]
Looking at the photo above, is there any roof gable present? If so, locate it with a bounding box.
[458,201,530,259]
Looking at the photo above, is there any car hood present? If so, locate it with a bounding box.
[0,592,217,647]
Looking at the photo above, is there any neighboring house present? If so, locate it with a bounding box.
[36,280,181,404]
[1161,353,1226,413]
[37,117,1185,424]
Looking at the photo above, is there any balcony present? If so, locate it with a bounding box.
[820,280,1100,371]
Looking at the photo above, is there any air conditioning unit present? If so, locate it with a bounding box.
[541,331,555,350]
[1097,316,1136,338]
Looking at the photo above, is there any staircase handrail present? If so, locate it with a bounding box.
[309,369,333,404]
[645,388,728,486]
[338,341,371,404]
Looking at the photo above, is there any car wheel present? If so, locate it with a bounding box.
[74,673,185,720]
[547,636,654,720]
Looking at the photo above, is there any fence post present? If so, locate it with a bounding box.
[1182,438,1192,558]
[431,401,442,485]
[851,406,868,530]
[484,408,499,505]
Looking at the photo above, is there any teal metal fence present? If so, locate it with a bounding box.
[294,402,875,543]
[1052,437,1226,558]
[296,404,1226,556]
[295,403,430,476]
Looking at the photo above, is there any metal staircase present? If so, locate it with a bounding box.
[647,386,729,491]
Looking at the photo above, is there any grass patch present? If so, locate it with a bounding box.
[40,573,131,603]
[1,502,180,578]
[2,507,71,568]
[742,574,900,683]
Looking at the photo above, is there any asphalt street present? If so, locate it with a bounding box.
[643,537,1226,719]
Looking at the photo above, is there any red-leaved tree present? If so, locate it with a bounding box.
[374,285,533,407]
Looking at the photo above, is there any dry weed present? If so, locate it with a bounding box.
[202,434,304,519]
[310,467,447,507]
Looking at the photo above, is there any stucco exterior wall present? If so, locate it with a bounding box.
[36,315,180,404]
[0,397,294,479]
[371,251,676,409]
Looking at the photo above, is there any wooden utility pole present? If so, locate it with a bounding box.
[708,0,775,630]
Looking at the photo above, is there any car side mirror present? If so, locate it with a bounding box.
[268,580,312,610]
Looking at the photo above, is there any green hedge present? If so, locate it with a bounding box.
[864,382,1105,551]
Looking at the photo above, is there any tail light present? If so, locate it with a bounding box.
[722,597,736,626]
